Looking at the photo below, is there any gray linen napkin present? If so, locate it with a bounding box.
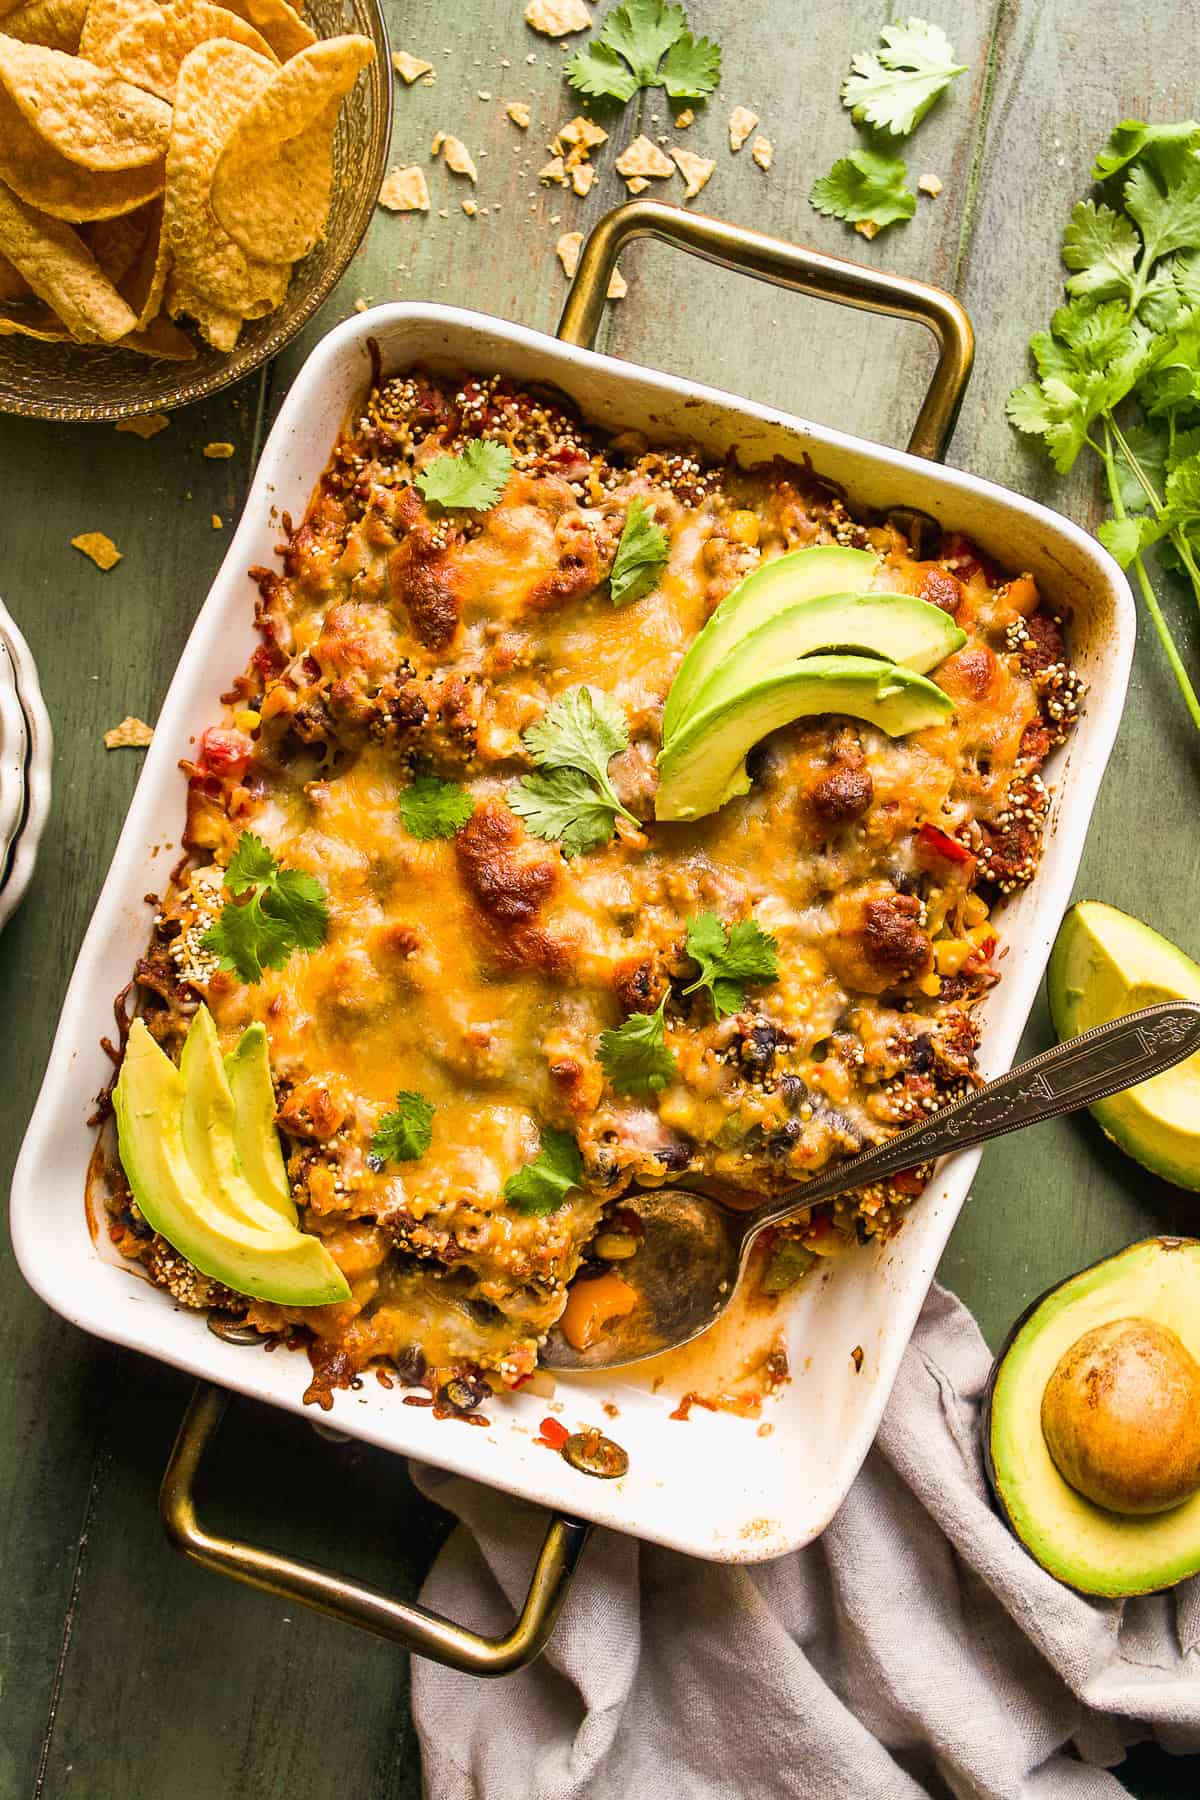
[411,1283,1200,1800]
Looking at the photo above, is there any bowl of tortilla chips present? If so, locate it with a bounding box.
[0,0,390,420]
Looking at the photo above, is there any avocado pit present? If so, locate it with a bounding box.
[1040,1316,1200,1516]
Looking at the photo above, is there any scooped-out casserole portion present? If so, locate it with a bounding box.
[98,365,1082,1411]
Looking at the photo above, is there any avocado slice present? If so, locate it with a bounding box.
[113,1019,349,1307]
[984,1239,1200,1596]
[224,1023,296,1225]
[661,544,878,743]
[654,654,953,822]
[180,1007,296,1238]
[1048,901,1200,1191]
[680,591,965,725]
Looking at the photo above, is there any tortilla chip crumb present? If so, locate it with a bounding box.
[461,198,478,217]
[614,135,673,179]
[555,232,625,297]
[379,165,430,212]
[203,441,235,459]
[728,106,759,152]
[439,135,478,180]
[571,163,595,197]
[211,513,223,528]
[751,136,773,172]
[918,172,943,197]
[538,155,567,185]
[430,131,444,155]
[625,176,650,195]
[116,413,169,440]
[670,147,715,199]
[559,115,607,151]
[354,298,368,313]
[105,715,153,749]
[524,0,591,37]
[506,101,531,129]
[607,268,627,300]
[72,531,121,570]
[674,109,694,128]
[855,219,880,240]
[392,50,433,83]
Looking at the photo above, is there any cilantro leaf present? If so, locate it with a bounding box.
[809,150,915,232]
[368,1090,435,1168]
[681,911,778,1018]
[415,439,513,511]
[1092,119,1200,185]
[841,17,967,138]
[399,773,475,841]
[202,832,329,985]
[597,997,677,1096]
[1062,200,1139,302]
[1125,155,1200,269]
[609,496,669,605]
[503,1126,584,1215]
[566,0,719,104]
[1097,516,1145,568]
[509,767,619,857]
[509,687,637,854]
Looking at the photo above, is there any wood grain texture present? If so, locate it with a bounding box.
[0,0,1195,1794]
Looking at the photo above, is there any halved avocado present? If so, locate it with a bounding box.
[984,1239,1200,1596]
[654,654,953,823]
[180,1007,296,1237]
[113,1020,349,1307]
[1048,901,1200,1191]
[225,1023,296,1225]
[661,544,878,743]
[680,591,965,724]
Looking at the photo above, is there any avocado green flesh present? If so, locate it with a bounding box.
[114,1021,349,1307]
[224,1023,296,1224]
[654,654,953,823]
[681,591,965,724]
[1048,901,1200,1192]
[180,1007,296,1237]
[661,544,878,743]
[989,1239,1200,1596]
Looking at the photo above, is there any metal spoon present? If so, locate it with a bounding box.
[542,1001,1200,1372]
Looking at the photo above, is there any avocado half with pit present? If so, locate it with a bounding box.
[984,1239,1200,1596]
[1048,901,1200,1190]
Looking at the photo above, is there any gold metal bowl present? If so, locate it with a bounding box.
[0,0,392,423]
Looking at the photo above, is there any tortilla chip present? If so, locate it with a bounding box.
[122,311,195,355]
[670,147,714,200]
[73,530,122,568]
[0,38,172,173]
[87,202,151,284]
[105,714,153,746]
[378,165,428,212]
[101,0,277,101]
[218,0,314,60]
[163,39,289,320]
[614,135,673,180]
[0,180,137,340]
[0,299,72,336]
[79,0,154,61]
[524,0,590,36]
[117,191,168,325]
[115,410,169,435]
[2,0,90,51]
[202,439,233,456]
[505,100,529,129]
[391,49,430,83]
[727,106,758,153]
[165,269,240,349]
[0,81,164,218]
[211,511,222,527]
[0,251,31,298]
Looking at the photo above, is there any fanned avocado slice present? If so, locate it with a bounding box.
[662,544,878,743]
[180,1007,296,1237]
[654,653,953,822]
[114,1020,349,1307]
[224,1023,296,1225]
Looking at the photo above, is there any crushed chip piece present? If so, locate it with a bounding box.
[607,267,626,299]
[571,162,594,196]
[558,114,606,151]
[625,176,649,195]
[391,49,431,83]
[728,106,758,152]
[430,129,443,155]
[505,100,530,128]
[105,714,153,747]
[670,146,714,199]
[438,134,477,180]
[751,135,773,171]
[855,219,880,241]
[538,154,566,185]
[674,108,693,128]
[115,410,169,437]
[203,440,234,457]
[614,135,672,179]
[918,171,942,197]
[460,197,476,216]
[378,164,429,212]
[73,530,121,568]
[523,0,590,37]
[211,511,222,526]
[555,230,624,296]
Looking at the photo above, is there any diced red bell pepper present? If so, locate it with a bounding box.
[917,822,971,865]
[194,727,252,781]
[891,1168,926,1196]
[537,1417,570,1451]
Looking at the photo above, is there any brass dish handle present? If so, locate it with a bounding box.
[558,199,975,462]
[161,1383,592,1675]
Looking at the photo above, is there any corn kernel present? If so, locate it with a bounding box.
[595,1232,638,1261]
[934,939,973,976]
[917,970,942,997]
[234,708,261,733]
[728,509,760,546]
[963,893,990,926]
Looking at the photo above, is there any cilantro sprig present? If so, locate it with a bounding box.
[503,1126,585,1215]
[809,149,915,233]
[399,773,475,841]
[597,996,677,1096]
[368,1090,435,1169]
[509,686,639,856]
[1007,118,1200,735]
[566,0,720,106]
[202,833,329,985]
[841,17,966,138]
[416,439,513,511]
[682,912,778,1019]
[609,496,669,606]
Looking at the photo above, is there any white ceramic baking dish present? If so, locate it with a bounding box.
[10,204,1134,1667]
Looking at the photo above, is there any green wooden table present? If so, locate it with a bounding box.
[2,3,1198,1793]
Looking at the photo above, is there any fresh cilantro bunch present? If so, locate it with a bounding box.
[1007,119,1200,734]
[399,773,475,840]
[681,912,779,1019]
[841,18,966,138]
[597,996,677,1096]
[509,686,639,856]
[416,439,513,511]
[368,1091,435,1168]
[566,0,720,106]
[809,149,915,233]
[609,496,668,606]
[202,833,329,985]
[504,1126,585,1215]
